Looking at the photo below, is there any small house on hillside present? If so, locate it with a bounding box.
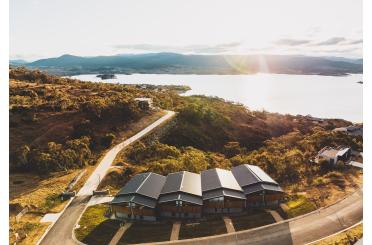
[333,125,363,137]
[158,171,202,219]
[134,98,153,110]
[201,168,246,214]
[110,172,166,221]
[232,164,284,208]
[315,146,351,165]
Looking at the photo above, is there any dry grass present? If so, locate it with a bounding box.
[313,223,362,245]
[285,169,362,209]
[9,171,81,245]
[112,110,166,145]
[9,213,50,245]
[10,171,79,212]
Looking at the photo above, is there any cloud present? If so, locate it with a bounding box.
[274,39,311,46]
[112,42,241,54]
[347,39,363,45]
[314,37,346,46]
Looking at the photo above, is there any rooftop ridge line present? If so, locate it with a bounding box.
[135,172,152,193]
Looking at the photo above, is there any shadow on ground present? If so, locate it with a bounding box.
[82,220,121,245]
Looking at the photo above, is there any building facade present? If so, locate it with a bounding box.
[201,168,246,214]
[110,172,166,221]
[232,164,284,208]
[158,171,202,218]
[109,165,283,221]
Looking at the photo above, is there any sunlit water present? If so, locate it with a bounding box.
[71,73,363,122]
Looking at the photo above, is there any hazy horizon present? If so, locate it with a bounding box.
[11,0,362,61]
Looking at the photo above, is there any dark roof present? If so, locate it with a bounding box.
[111,194,158,208]
[201,168,242,192]
[160,171,202,196]
[159,171,202,205]
[241,183,283,195]
[202,188,246,200]
[232,164,278,187]
[158,192,203,205]
[116,172,166,199]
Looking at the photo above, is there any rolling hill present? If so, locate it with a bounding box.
[13,53,363,76]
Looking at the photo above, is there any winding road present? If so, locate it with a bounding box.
[37,109,363,245]
[38,110,176,245]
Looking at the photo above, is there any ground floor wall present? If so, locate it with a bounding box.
[111,204,157,221]
[158,203,202,219]
[245,192,283,208]
[203,198,245,214]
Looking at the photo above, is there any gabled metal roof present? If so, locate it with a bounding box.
[201,168,242,192]
[159,171,202,205]
[241,183,283,195]
[116,172,166,199]
[111,194,158,208]
[160,171,202,197]
[232,164,278,187]
[158,192,203,205]
[202,188,246,200]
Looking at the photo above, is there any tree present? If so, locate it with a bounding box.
[101,133,115,148]
[14,145,30,170]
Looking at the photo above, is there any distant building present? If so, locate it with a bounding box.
[315,146,351,165]
[305,115,324,123]
[201,168,246,214]
[158,171,202,219]
[134,98,153,110]
[232,164,284,208]
[333,125,363,137]
[110,172,166,221]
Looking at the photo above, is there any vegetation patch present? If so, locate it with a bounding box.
[230,211,276,231]
[75,204,121,245]
[118,223,173,244]
[313,223,362,245]
[285,195,317,218]
[9,213,50,245]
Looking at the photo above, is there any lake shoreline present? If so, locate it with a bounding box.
[70,73,363,123]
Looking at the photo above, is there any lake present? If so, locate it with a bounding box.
[71,73,363,122]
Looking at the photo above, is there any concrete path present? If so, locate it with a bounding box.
[40,213,61,223]
[108,223,132,245]
[87,195,114,207]
[170,221,181,241]
[78,110,175,196]
[266,210,284,222]
[223,216,235,233]
[348,161,363,169]
[38,111,176,245]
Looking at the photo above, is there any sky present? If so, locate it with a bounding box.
[10,0,362,61]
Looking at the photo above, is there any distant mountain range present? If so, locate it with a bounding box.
[11,53,363,76]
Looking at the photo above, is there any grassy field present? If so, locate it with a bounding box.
[285,195,317,218]
[9,171,82,245]
[9,213,50,245]
[230,211,276,231]
[74,204,121,245]
[118,222,173,244]
[179,217,227,240]
[313,223,362,245]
